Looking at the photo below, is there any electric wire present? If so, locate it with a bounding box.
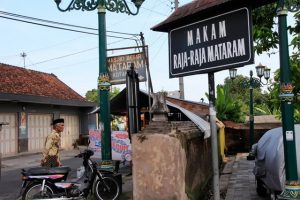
[151,38,167,61]
[140,1,161,34]
[158,0,173,9]
[26,47,97,67]
[23,36,142,68]
[0,15,138,41]
[0,15,98,35]
[0,36,87,60]
[0,10,141,63]
[140,7,168,16]
[0,13,139,67]
[0,10,147,69]
[0,10,138,36]
[1,34,137,62]
[43,57,98,71]
[149,33,165,46]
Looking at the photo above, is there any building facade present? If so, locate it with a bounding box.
[0,63,96,156]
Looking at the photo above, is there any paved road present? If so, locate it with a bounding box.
[0,157,82,200]
[1,152,263,200]
[223,153,264,200]
[0,149,132,200]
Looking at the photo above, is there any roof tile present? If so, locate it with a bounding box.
[152,0,277,32]
[0,63,86,101]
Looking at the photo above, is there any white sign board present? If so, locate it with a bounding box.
[88,130,132,161]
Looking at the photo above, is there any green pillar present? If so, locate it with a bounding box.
[277,0,300,198]
[98,5,112,161]
[247,70,255,160]
[53,0,145,170]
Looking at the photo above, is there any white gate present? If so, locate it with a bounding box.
[60,115,80,150]
[28,114,52,152]
[0,113,17,156]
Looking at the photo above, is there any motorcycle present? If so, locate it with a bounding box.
[19,149,120,200]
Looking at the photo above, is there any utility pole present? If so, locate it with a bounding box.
[20,52,27,68]
[140,32,153,121]
[277,0,300,198]
[208,73,220,200]
[140,32,153,93]
[54,0,145,171]
[247,70,255,160]
[174,0,185,99]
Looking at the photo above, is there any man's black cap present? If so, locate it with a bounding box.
[52,118,64,125]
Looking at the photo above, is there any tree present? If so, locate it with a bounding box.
[268,58,300,122]
[212,85,245,123]
[85,87,121,103]
[253,1,300,59]
[85,89,98,103]
[110,87,121,99]
[213,2,299,122]
[224,76,271,115]
[289,11,300,60]
[251,2,300,120]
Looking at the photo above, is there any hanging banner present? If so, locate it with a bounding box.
[111,131,132,161]
[19,112,27,136]
[88,130,132,161]
[169,7,253,77]
[88,129,102,156]
[107,52,148,85]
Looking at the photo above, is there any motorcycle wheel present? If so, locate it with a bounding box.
[256,177,267,197]
[94,177,120,200]
[22,182,54,200]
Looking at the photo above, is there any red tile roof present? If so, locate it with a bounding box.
[0,63,86,101]
[152,0,277,32]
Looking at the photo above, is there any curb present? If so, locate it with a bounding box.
[2,151,41,161]
[219,155,236,199]
[2,146,87,161]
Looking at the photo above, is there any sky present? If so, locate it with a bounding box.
[0,1,295,102]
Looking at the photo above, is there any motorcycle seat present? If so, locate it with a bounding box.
[25,166,71,176]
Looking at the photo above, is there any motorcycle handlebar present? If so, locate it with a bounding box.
[75,153,83,158]
[74,149,94,158]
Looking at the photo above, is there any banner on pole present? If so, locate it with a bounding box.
[107,52,148,85]
[88,130,132,161]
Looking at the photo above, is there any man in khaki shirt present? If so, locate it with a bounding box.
[41,118,64,167]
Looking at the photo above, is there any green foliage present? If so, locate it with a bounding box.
[295,108,300,123]
[110,87,121,99]
[224,75,271,115]
[252,3,278,55]
[85,87,121,103]
[159,89,168,96]
[215,3,300,122]
[254,104,281,116]
[85,89,98,103]
[268,58,300,122]
[214,85,245,123]
[289,10,300,60]
[253,1,300,57]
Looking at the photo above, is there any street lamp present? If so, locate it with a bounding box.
[228,68,237,80]
[255,63,271,84]
[53,0,145,165]
[229,64,270,160]
[276,0,300,198]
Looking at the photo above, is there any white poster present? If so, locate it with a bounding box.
[88,130,132,161]
[111,131,132,161]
